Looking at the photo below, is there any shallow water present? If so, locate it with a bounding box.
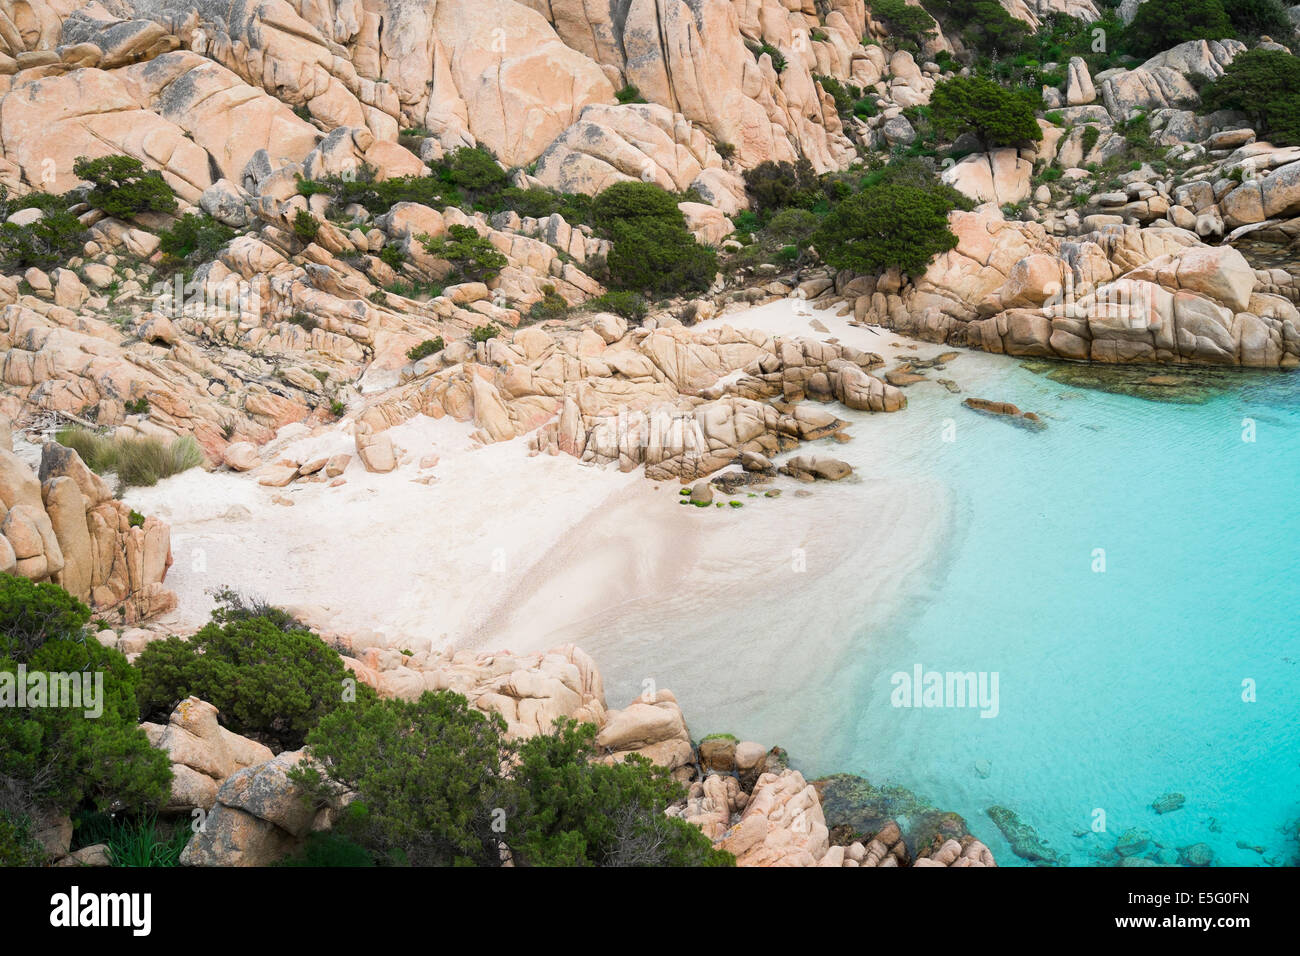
[575,315,1299,866]
[812,357,1300,867]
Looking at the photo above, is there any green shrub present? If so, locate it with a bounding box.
[742,158,821,213]
[290,691,515,866]
[614,84,647,104]
[585,290,648,322]
[529,284,568,320]
[0,576,91,660]
[814,169,963,276]
[1201,49,1300,147]
[158,212,236,264]
[135,599,353,751]
[815,75,865,120]
[276,831,375,867]
[124,396,150,415]
[590,180,682,226]
[72,154,176,218]
[604,217,717,294]
[929,75,1043,148]
[869,0,939,45]
[378,244,406,269]
[590,181,717,294]
[0,191,86,269]
[445,146,509,197]
[756,41,787,72]
[1222,0,1292,36]
[296,166,461,216]
[765,207,820,245]
[330,399,347,417]
[0,580,171,825]
[292,209,321,243]
[287,312,319,332]
[1124,0,1234,59]
[406,336,445,361]
[853,96,879,118]
[55,428,204,488]
[510,719,734,867]
[0,811,45,866]
[384,278,443,298]
[490,186,593,222]
[419,224,508,281]
[1080,124,1101,155]
[924,0,1031,57]
[471,323,501,343]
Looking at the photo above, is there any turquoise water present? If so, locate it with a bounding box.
[817,361,1300,867]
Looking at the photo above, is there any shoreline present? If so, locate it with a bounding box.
[128,301,967,750]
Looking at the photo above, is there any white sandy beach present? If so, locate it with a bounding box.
[126,299,1017,746]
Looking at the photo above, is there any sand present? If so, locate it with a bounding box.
[127,299,985,742]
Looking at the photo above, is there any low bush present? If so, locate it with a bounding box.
[292,210,321,243]
[1123,0,1234,59]
[1,579,171,832]
[814,161,967,275]
[72,154,176,218]
[929,75,1043,149]
[529,284,569,320]
[134,595,355,751]
[158,212,236,265]
[290,691,515,866]
[419,225,508,281]
[589,181,717,295]
[444,146,509,198]
[742,158,821,214]
[406,337,445,361]
[276,831,375,867]
[868,0,939,46]
[1201,48,1300,147]
[290,694,734,867]
[585,290,648,322]
[615,84,647,104]
[0,810,45,866]
[0,188,85,269]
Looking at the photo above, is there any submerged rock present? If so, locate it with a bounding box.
[1178,842,1216,867]
[962,397,1047,430]
[1018,358,1261,404]
[1115,827,1153,858]
[986,805,1060,865]
[816,773,976,860]
[780,455,853,482]
[1151,792,1186,814]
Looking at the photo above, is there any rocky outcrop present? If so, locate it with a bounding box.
[332,317,905,481]
[335,638,608,740]
[942,148,1033,207]
[1098,40,1245,120]
[853,207,1300,368]
[0,0,869,208]
[140,697,275,812]
[180,748,327,867]
[596,689,694,776]
[0,436,174,619]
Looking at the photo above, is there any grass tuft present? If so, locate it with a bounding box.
[56,427,205,488]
